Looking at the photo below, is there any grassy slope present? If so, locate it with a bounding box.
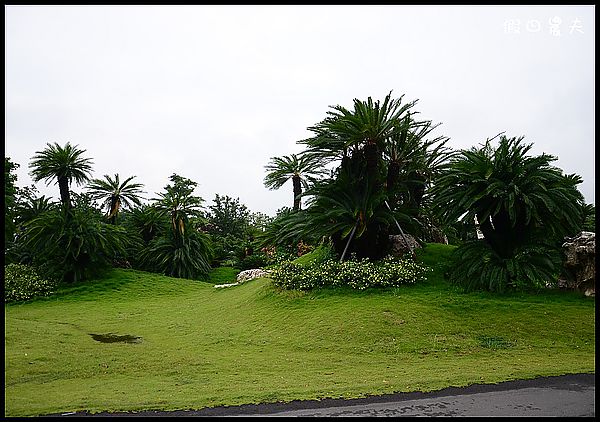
[4,244,595,416]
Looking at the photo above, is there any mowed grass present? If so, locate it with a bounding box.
[4,244,595,416]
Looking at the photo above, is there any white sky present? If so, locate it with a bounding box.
[5,5,595,216]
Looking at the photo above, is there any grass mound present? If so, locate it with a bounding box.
[4,243,595,417]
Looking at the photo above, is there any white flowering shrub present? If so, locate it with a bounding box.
[270,255,431,290]
[4,263,57,303]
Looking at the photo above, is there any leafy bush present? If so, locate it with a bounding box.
[4,263,57,303]
[137,229,213,280]
[22,197,130,284]
[447,240,561,292]
[238,253,269,271]
[292,244,335,266]
[270,255,431,290]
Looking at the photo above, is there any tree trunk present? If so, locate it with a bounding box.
[292,174,302,211]
[478,210,515,259]
[386,161,400,209]
[408,171,426,208]
[108,197,120,224]
[58,176,71,209]
[364,142,379,181]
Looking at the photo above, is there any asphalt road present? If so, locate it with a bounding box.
[55,373,595,417]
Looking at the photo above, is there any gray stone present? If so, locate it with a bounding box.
[559,231,595,296]
[389,234,422,256]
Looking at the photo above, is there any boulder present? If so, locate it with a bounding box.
[214,268,270,289]
[389,234,422,257]
[559,231,595,297]
[237,268,270,283]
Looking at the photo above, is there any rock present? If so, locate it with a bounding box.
[214,282,241,289]
[389,234,422,257]
[559,231,595,296]
[213,268,269,289]
[236,268,270,283]
[214,268,270,289]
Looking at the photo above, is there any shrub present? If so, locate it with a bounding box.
[22,197,129,284]
[238,253,269,271]
[292,244,335,266]
[447,240,561,292]
[4,263,57,303]
[270,255,431,290]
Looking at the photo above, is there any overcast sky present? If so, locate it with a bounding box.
[5,5,595,216]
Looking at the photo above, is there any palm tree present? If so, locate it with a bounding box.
[23,193,129,283]
[431,135,584,258]
[430,135,585,291]
[29,142,93,209]
[87,174,145,224]
[153,174,204,238]
[383,112,453,209]
[294,92,420,258]
[138,174,213,280]
[263,153,326,211]
[303,92,415,181]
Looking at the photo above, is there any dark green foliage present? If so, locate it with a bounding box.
[87,173,145,224]
[264,153,327,211]
[205,194,269,268]
[265,92,451,260]
[270,255,431,290]
[4,263,58,303]
[135,174,213,280]
[152,173,205,234]
[28,142,93,208]
[208,233,247,267]
[447,240,562,292]
[123,205,167,244]
[431,135,584,256]
[431,135,586,292]
[22,193,129,284]
[238,253,269,271]
[581,203,595,232]
[5,157,20,247]
[137,228,213,280]
[206,194,251,237]
[7,191,59,265]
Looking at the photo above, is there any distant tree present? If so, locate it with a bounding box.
[152,174,205,238]
[138,174,212,280]
[206,194,251,237]
[5,157,20,246]
[249,211,273,233]
[28,142,93,209]
[264,153,326,211]
[87,173,145,224]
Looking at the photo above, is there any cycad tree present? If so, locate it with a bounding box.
[138,174,212,280]
[22,193,129,283]
[303,92,415,181]
[431,135,585,291]
[87,174,145,224]
[29,142,93,209]
[264,153,326,211]
[384,114,453,209]
[285,92,449,259]
[153,174,205,237]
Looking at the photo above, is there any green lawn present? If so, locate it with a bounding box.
[4,244,595,416]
